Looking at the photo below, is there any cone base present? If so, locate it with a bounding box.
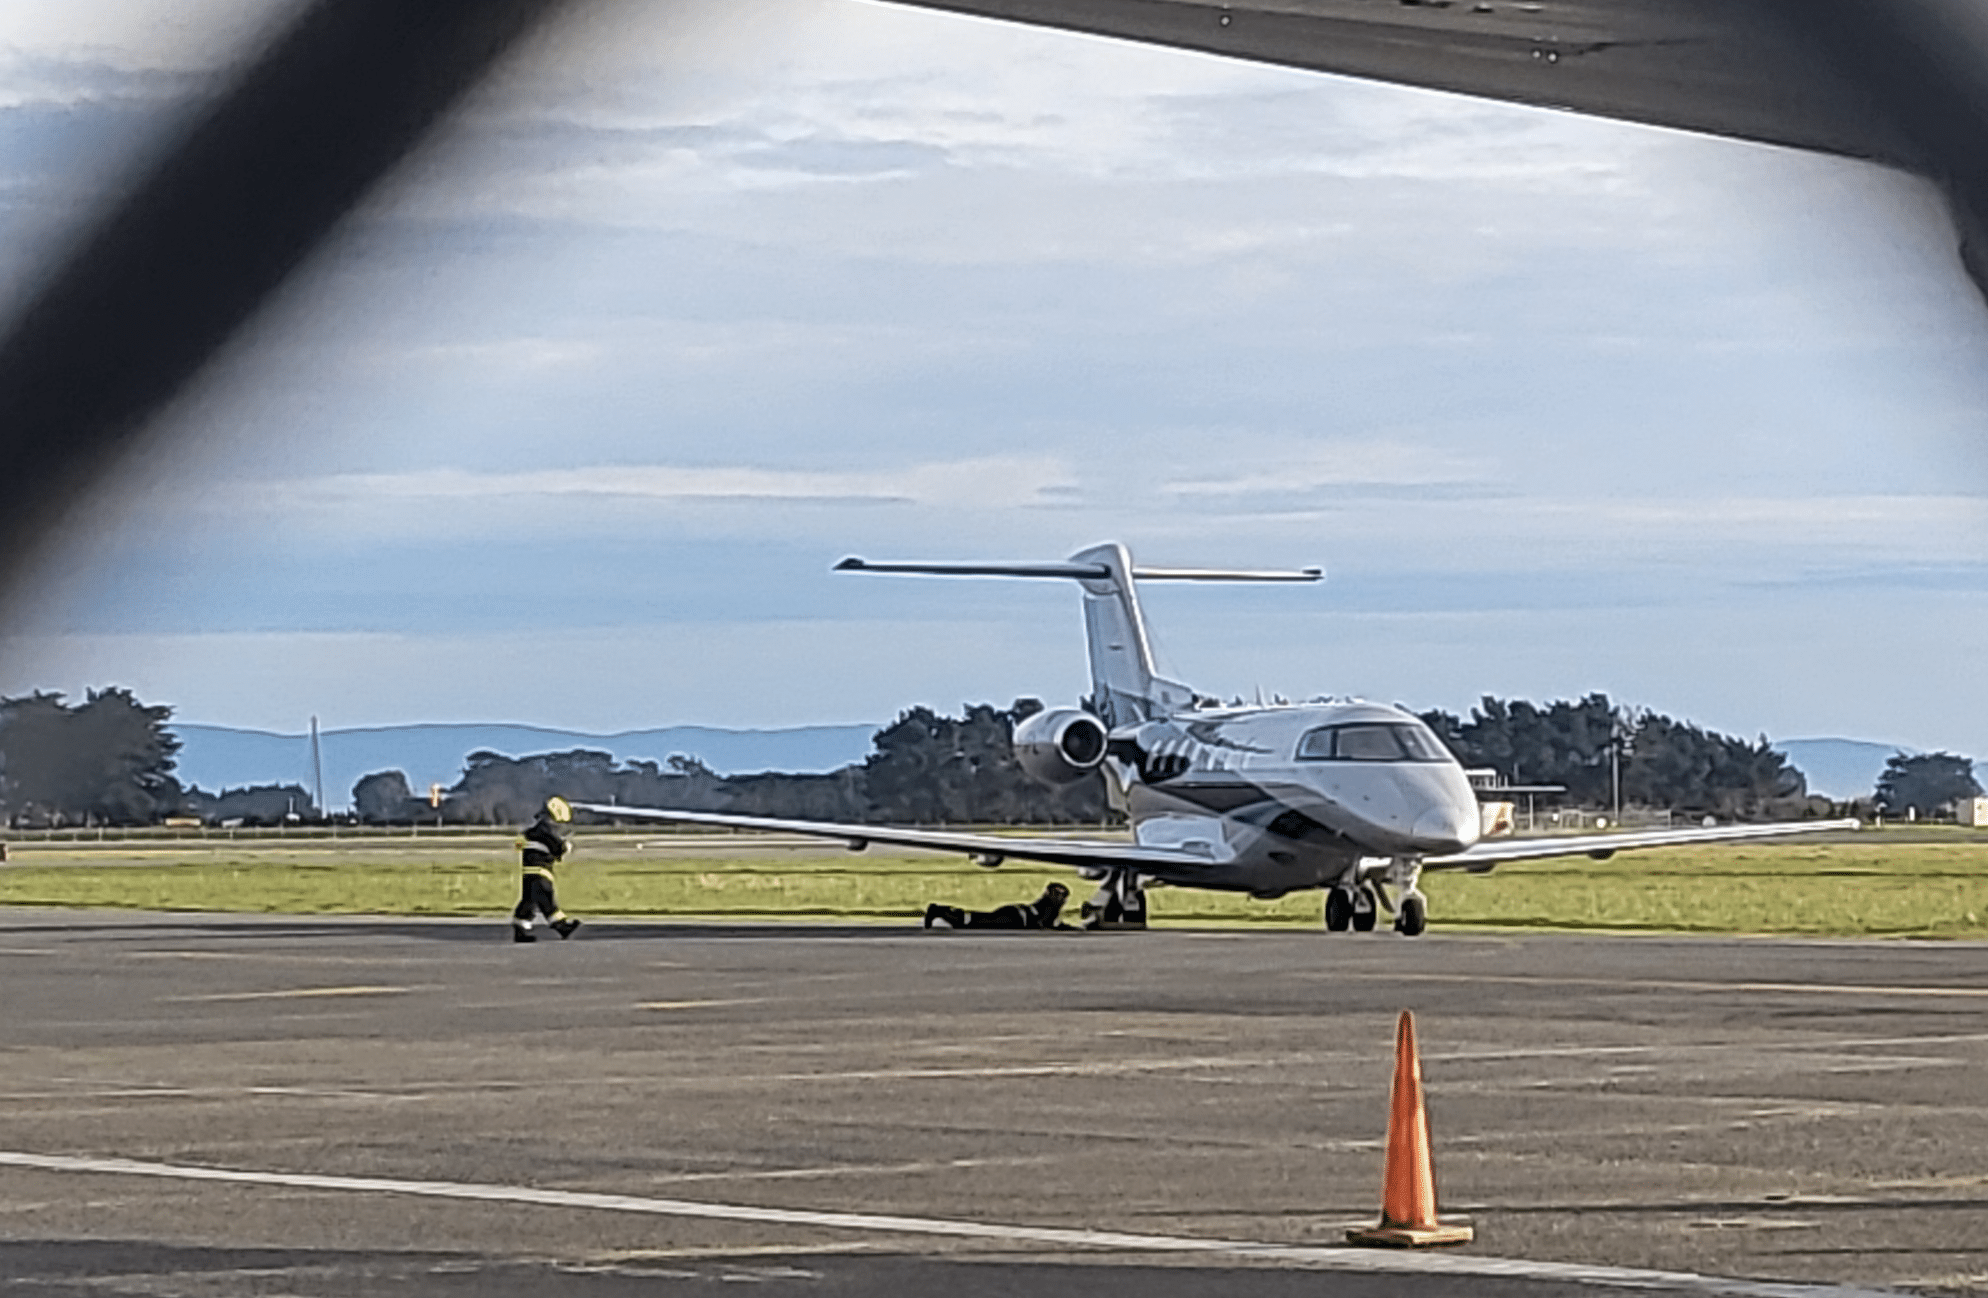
[1345,1221,1475,1249]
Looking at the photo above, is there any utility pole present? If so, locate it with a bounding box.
[309,715,325,821]
[1610,710,1634,823]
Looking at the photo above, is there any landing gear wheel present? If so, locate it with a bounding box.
[1324,887,1353,932]
[1083,870,1150,930]
[1395,894,1427,937]
[1351,884,1378,932]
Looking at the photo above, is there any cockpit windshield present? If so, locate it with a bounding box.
[1296,722,1451,763]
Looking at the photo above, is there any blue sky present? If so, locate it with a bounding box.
[1,0,1985,757]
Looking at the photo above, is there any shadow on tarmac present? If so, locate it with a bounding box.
[12,918,942,944]
[0,1242,1606,1297]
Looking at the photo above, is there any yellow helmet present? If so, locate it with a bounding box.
[545,796,573,824]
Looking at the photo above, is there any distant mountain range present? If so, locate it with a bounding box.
[168,722,1974,811]
[1773,738,1987,801]
[171,722,879,810]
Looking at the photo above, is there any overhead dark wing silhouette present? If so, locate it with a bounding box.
[883,1,1988,288]
[0,2,574,606]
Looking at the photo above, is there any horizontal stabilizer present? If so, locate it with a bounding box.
[835,558,1109,580]
[835,557,1321,583]
[1133,565,1322,583]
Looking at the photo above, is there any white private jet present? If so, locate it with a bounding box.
[579,543,1854,935]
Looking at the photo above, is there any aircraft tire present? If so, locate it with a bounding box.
[1351,888,1378,933]
[1396,894,1427,937]
[1324,887,1353,932]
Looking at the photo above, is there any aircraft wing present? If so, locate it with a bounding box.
[569,802,1225,876]
[1425,817,1860,872]
[883,1,1912,167]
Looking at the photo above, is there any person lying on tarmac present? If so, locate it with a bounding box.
[924,882,1071,931]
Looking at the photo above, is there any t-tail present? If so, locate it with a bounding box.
[833,542,1321,727]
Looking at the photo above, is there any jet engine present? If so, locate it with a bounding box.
[1012,708,1109,785]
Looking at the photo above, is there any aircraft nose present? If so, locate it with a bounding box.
[1412,802,1479,852]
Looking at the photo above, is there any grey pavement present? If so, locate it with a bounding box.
[0,910,1984,1295]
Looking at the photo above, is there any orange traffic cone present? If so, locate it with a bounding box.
[1345,1010,1474,1248]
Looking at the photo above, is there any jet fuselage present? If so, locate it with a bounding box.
[1106,698,1481,898]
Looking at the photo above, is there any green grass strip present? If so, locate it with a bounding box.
[1,836,1985,938]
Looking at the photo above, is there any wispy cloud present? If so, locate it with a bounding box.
[1166,439,1499,495]
[1136,491,1988,562]
[0,1,291,95]
[1513,494,1988,551]
[265,457,1079,511]
[0,54,205,109]
[398,336,605,373]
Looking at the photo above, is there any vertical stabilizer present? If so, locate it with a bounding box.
[1066,543,1194,726]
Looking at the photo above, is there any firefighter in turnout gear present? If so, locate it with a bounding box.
[512,796,580,943]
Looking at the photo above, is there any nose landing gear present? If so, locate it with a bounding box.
[1390,856,1428,937]
[1323,859,1428,936]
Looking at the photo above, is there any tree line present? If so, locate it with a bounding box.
[1418,693,1814,819]
[0,689,323,828]
[1,687,1979,828]
[1418,693,1982,821]
[354,700,1111,827]
[0,690,182,827]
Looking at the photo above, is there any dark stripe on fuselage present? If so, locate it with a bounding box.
[1142,779,1272,815]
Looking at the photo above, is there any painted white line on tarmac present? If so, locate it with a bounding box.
[651,1156,1052,1186]
[1339,972,1988,999]
[1435,1031,1988,1067]
[0,1150,1901,1298]
[638,999,766,1011]
[1791,1031,1988,1050]
[166,985,415,1002]
[125,951,256,960]
[766,1056,1261,1083]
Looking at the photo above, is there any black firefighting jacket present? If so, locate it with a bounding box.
[517,813,569,879]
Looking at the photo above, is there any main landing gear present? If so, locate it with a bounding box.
[1324,859,1429,937]
[1083,869,1149,930]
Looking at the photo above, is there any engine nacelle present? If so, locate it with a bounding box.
[1012,708,1109,785]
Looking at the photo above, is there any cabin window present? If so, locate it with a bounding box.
[1296,722,1450,763]
[1394,725,1450,762]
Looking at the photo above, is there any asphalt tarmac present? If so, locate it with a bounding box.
[1,910,1983,1296]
